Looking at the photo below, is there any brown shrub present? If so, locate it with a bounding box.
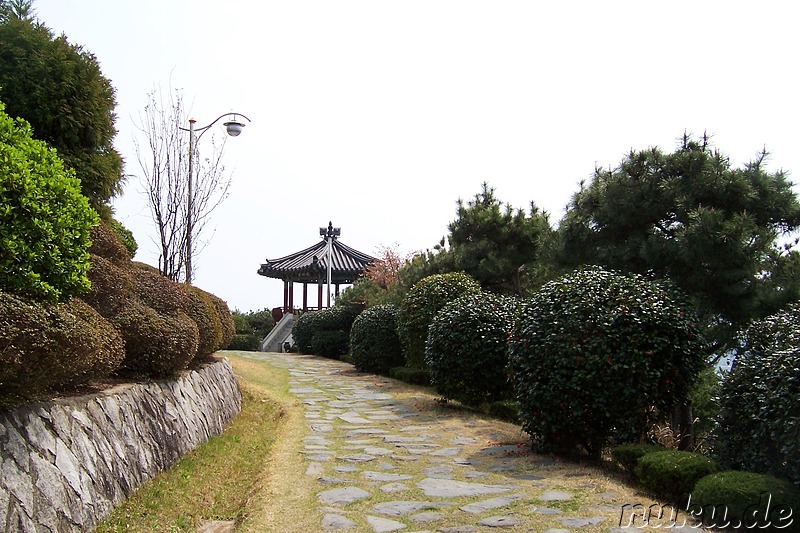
[0,292,124,405]
[206,292,235,349]
[89,221,130,264]
[82,254,134,317]
[184,285,223,361]
[130,262,187,315]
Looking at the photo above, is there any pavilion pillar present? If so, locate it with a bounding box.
[318,283,323,310]
[283,280,289,313]
[302,282,308,312]
[335,284,340,297]
[288,281,294,313]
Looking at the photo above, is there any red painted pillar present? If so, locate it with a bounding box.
[318,283,323,310]
[283,280,289,313]
[302,282,308,312]
[288,281,294,312]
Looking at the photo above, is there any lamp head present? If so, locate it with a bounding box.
[224,121,245,137]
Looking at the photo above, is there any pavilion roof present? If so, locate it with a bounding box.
[257,232,376,284]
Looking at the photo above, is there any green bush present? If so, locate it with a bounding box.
[350,304,404,375]
[396,272,481,369]
[292,311,321,354]
[610,443,665,474]
[311,330,349,359]
[0,100,98,302]
[635,450,718,504]
[691,471,800,531]
[108,218,138,258]
[487,400,519,423]
[425,293,520,407]
[714,304,800,486]
[246,308,276,338]
[227,334,260,351]
[0,291,124,405]
[508,267,706,458]
[232,311,251,334]
[184,285,224,361]
[389,366,430,386]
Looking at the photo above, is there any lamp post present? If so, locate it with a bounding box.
[319,222,341,307]
[182,112,251,284]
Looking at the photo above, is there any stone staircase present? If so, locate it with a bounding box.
[259,313,295,352]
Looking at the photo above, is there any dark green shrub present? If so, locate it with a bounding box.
[350,304,404,374]
[425,293,520,407]
[396,272,481,369]
[293,311,322,354]
[227,334,260,351]
[113,299,199,377]
[0,292,124,405]
[311,330,349,358]
[246,308,276,338]
[635,450,718,504]
[610,443,666,474]
[0,100,98,302]
[389,366,430,386]
[691,471,800,531]
[232,311,251,334]
[714,304,800,486]
[487,400,519,423]
[508,267,706,458]
[108,218,138,258]
[184,285,224,361]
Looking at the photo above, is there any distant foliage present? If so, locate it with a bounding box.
[508,267,706,458]
[350,304,404,374]
[396,272,482,369]
[425,293,520,407]
[0,291,124,405]
[0,100,98,302]
[713,304,800,486]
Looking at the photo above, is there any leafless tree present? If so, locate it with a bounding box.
[134,88,231,282]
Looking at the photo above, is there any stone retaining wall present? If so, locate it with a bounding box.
[0,357,242,532]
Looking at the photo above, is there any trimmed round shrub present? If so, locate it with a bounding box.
[635,450,718,504]
[206,292,235,350]
[508,266,706,458]
[425,293,520,407]
[397,272,482,369]
[0,101,99,302]
[610,443,666,474]
[81,254,134,317]
[89,221,131,265]
[113,299,199,377]
[184,285,224,361]
[293,311,321,354]
[714,304,800,486]
[350,304,404,374]
[130,262,188,315]
[311,330,349,358]
[0,291,124,404]
[691,471,800,531]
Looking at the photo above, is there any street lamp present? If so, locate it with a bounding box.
[182,112,251,284]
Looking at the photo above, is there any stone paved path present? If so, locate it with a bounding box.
[240,352,704,532]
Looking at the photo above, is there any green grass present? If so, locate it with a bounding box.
[95,354,289,532]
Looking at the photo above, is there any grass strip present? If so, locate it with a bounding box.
[95,354,290,532]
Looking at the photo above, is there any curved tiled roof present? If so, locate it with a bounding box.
[258,237,376,283]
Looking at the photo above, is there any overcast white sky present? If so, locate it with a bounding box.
[33,1,800,312]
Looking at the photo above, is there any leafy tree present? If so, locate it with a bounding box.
[557,134,800,353]
[0,99,98,302]
[448,182,552,295]
[0,0,34,22]
[0,16,124,212]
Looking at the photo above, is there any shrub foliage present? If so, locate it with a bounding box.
[691,471,800,530]
[0,100,98,302]
[350,304,404,374]
[396,272,481,369]
[714,304,800,486]
[425,293,520,407]
[508,267,706,457]
[0,291,124,405]
[292,304,363,356]
[635,450,718,504]
[610,443,665,474]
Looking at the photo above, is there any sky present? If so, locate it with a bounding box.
[32,1,800,313]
